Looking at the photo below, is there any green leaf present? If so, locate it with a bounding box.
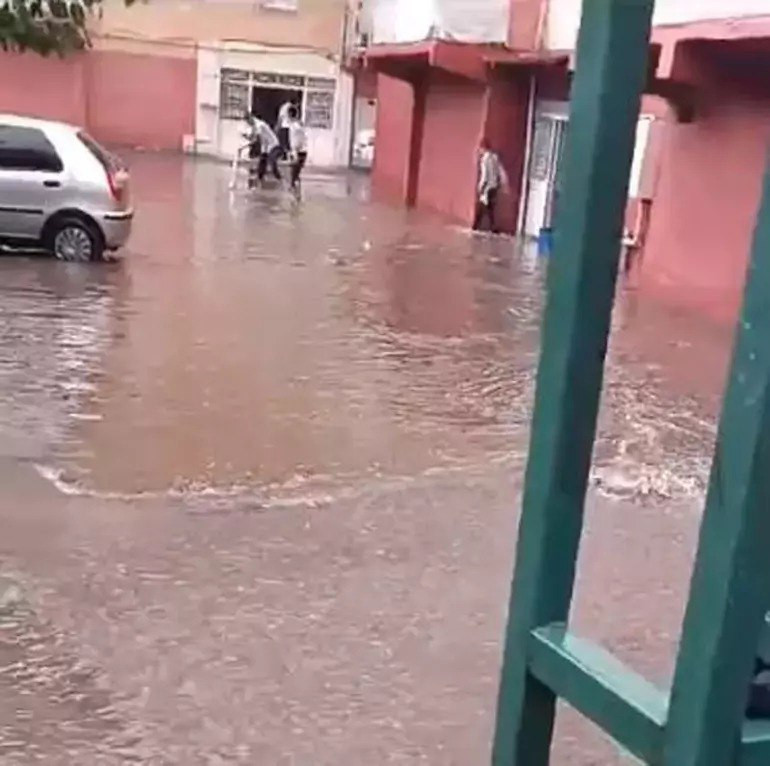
[0,0,137,55]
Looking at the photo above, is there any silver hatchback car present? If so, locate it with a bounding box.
[0,114,133,261]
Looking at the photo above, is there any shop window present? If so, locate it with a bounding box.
[531,118,554,181]
[220,69,250,120]
[305,84,335,130]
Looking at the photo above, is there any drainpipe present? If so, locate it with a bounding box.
[339,1,354,167]
[348,65,358,168]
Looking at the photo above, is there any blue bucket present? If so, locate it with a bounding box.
[537,227,554,257]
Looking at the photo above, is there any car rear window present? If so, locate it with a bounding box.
[0,125,63,172]
[78,131,123,171]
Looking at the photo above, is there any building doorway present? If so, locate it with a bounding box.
[251,86,303,128]
[524,109,568,238]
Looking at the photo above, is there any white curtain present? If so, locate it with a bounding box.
[433,0,508,43]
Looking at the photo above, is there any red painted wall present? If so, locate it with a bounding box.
[87,50,196,151]
[356,69,378,101]
[641,66,770,320]
[484,71,530,233]
[536,64,570,102]
[372,67,530,232]
[415,72,486,224]
[0,51,87,125]
[0,49,195,152]
[372,74,415,201]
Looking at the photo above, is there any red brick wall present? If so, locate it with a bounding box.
[0,49,195,152]
[372,74,415,201]
[87,50,196,151]
[415,72,486,224]
[0,51,88,125]
[641,58,770,320]
[484,71,530,233]
[372,67,530,232]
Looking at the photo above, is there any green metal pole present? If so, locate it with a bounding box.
[663,161,770,766]
[491,1,653,764]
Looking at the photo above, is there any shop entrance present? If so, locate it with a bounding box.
[251,86,303,127]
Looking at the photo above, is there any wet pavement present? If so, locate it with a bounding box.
[0,154,736,763]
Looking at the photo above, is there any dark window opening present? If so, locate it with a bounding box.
[0,125,63,172]
[251,87,302,127]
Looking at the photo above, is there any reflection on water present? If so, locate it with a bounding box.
[0,156,724,506]
[0,154,731,764]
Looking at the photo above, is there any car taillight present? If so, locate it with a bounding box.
[107,168,129,204]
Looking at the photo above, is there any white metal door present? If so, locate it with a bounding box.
[524,114,567,238]
[195,46,222,154]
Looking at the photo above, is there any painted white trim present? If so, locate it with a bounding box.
[516,75,537,236]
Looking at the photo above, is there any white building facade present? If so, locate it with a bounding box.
[196,42,354,167]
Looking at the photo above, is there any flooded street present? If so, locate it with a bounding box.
[0,154,734,763]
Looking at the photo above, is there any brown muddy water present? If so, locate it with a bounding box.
[0,154,733,764]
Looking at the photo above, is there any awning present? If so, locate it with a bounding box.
[484,48,569,68]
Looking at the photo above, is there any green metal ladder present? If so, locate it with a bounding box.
[491,1,770,764]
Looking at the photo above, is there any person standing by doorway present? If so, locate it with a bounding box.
[252,115,282,184]
[287,106,308,192]
[277,98,298,158]
[473,139,508,234]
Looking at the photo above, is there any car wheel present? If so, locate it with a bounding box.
[48,218,103,262]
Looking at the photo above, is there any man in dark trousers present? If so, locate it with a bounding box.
[287,106,308,191]
[242,112,262,189]
[473,139,508,234]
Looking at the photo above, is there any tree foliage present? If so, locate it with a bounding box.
[0,0,135,55]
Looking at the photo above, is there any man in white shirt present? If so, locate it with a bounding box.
[252,115,282,183]
[473,139,508,233]
[287,106,308,190]
[276,99,299,157]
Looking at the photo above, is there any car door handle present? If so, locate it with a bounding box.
[43,180,61,188]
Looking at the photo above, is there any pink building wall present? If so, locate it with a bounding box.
[0,49,196,151]
[641,47,770,321]
[87,51,196,151]
[484,71,530,233]
[98,0,345,58]
[415,72,486,223]
[371,60,530,232]
[642,95,769,319]
[372,74,415,201]
[0,0,345,150]
[508,0,545,49]
[0,52,87,125]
